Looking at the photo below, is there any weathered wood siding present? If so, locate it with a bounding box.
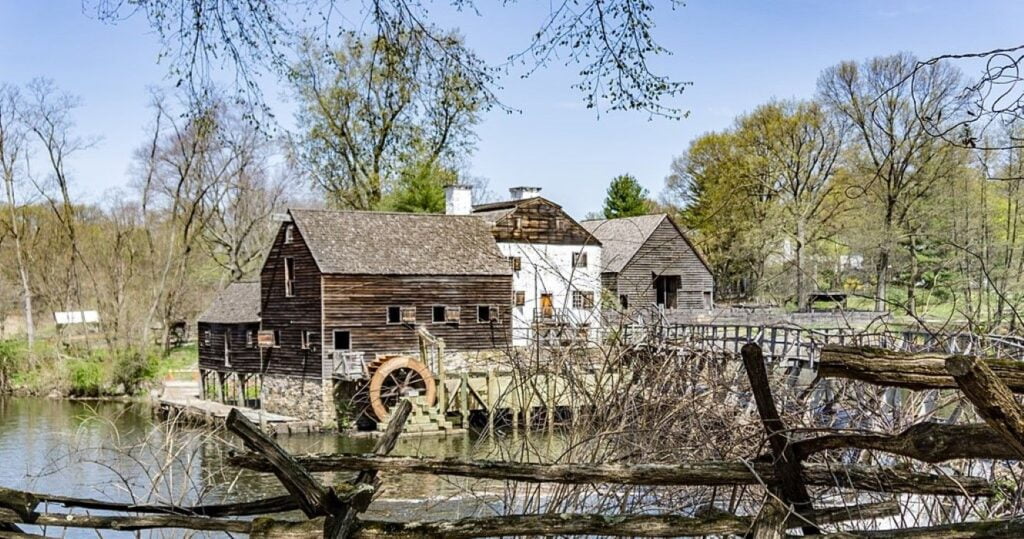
[197,321,262,373]
[613,218,714,310]
[260,222,324,379]
[322,274,513,357]
[491,199,598,246]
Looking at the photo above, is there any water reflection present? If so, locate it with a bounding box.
[0,398,568,537]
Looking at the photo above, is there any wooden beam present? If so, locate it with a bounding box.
[227,454,993,496]
[791,422,1020,463]
[819,345,1024,391]
[946,355,1024,458]
[225,408,340,518]
[325,398,413,538]
[0,508,251,534]
[741,343,818,535]
[252,502,899,539]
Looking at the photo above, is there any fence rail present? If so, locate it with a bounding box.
[621,323,1024,367]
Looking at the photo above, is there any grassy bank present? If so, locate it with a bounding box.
[0,339,195,397]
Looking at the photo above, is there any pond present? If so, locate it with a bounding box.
[0,397,565,537]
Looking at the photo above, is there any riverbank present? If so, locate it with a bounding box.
[0,338,195,398]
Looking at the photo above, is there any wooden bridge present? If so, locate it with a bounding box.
[621,323,1024,369]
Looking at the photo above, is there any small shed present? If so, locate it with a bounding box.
[582,214,714,311]
[197,281,262,374]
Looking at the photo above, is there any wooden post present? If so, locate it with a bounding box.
[751,495,788,539]
[459,372,470,427]
[225,409,339,519]
[947,355,1024,458]
[325,399,413,537]
[740,343,818,535]
[486,368,497,434]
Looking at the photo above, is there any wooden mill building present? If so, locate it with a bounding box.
[195,209,514,425]
[582,214,714,312]
[196,281,262,404]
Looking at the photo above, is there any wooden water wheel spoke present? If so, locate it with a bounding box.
[367,356,436,421]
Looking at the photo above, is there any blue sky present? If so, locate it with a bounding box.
[2,1,1022,217]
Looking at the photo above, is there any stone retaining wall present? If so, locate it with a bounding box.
[261,374,336,428]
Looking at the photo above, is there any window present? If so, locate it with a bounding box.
[572,290,595,309]
[284,257,295,297]
[509,256,522,272]
[432,306,447,323]
[619,295,629,309]
[272,329,281,347]
[572,251,588,268]
[477,305,493,323]
[202,330,211,346]
[401,306,417,323]
[246,330,255,348]
[514,291,526,307]
[284,224,295,244]
[387,306,402,324]
[333,330,351,351]
[224,330,231,366]
[301,330,317,350]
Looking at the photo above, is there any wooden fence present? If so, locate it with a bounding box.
[5,342,1024,536]
[621,323,1024,367]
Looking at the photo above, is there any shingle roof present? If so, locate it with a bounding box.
[472,196,562,213]
[289,209,511,275]
[198,282,261,324]
[581,214,670,273]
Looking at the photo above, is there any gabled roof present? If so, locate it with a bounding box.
[198,282,261,324]
[289,209,510,275]
[581,214,712,274]
[471,195,562,213]
[471,196,601,246]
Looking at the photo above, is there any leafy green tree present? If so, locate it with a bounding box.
[378,161,457,214]
[602,174,650,219]
[290,30,485,210]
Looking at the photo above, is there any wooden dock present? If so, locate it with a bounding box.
[156,397,322,435]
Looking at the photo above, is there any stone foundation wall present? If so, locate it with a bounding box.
[260,375,336,428]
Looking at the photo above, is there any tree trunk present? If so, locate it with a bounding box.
[3,176,33,347]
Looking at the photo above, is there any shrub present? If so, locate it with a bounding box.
[67,359,104,397]
[0,339,28,391]
[111,348,159,395]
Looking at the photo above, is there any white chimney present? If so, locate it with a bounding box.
[444,184,473,215]
[509,186,542,201]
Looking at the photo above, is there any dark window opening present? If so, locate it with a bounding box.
[272,329,281,347]
[333,330,351,351]
[284,257,295,297]
[387,306,402,324]
[478,305,492,322]
[432,306,447,323]
[654,275,681,309]
[620,295,629,309]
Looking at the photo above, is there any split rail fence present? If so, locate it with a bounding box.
[4,343,1024,536]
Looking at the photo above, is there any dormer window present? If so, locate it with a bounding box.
[284,225,295,244]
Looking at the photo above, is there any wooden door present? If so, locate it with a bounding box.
[540,294,554,318]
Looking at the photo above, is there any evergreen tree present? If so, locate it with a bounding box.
[602,174,650,219]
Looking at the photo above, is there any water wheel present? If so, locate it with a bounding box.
[367,356,436,421]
